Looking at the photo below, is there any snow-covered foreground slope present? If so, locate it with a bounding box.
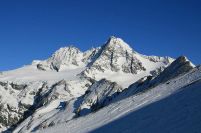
[36,66,201,133]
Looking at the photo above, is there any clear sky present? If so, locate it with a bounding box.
[0,0,200,71]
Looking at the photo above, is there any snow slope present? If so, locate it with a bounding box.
[0,65,85,84]
[35,66,201,133]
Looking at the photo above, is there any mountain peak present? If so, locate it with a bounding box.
[173,56,195,67]
[152,55,195,84]
[179,55,192,61]
[104,36,133,52]
[35,45,84,71]
[54,45,81,55]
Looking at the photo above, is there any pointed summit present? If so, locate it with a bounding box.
[104,36,133,53]
[36,46,84,71]
[50,46,81,63]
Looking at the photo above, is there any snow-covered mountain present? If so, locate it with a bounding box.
[38,65,201,133]
[0,36,199,133]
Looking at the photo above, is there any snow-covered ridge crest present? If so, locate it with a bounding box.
[34,36,173,72]
[34,36,136,72]
[2,36,175,88]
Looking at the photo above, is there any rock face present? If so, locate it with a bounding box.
[0,36,182,132]
[82,37,173,84]
[0,81,46,131]
[152,56,195,84]
[77,79,123,116]
[0,79,92,132]
[86,37,146,74]
[120,56,195,98]
[36,46,85,71]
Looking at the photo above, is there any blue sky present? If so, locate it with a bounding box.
[0,0,200,71]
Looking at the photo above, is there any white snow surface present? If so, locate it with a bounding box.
[0,65,85,84]
[35,66,201,133]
